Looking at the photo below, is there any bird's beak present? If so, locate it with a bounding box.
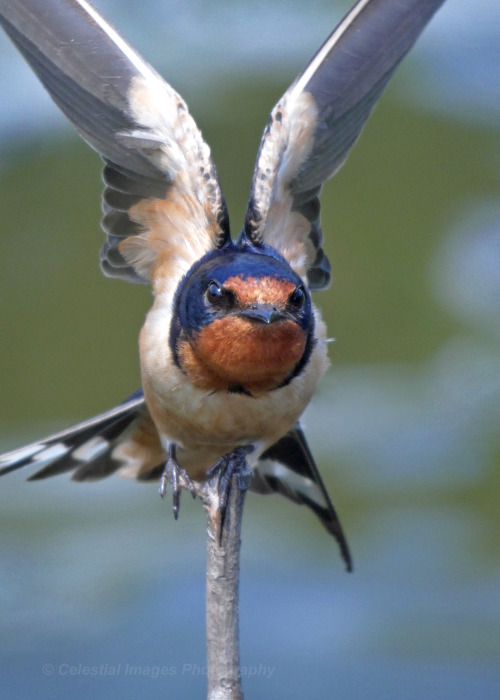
[237,305,288,324]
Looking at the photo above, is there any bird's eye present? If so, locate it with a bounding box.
[207,281,222,301]
[206,281,235,310]
[288,285,305,310]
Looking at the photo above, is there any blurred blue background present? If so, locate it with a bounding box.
[1,1,499,698]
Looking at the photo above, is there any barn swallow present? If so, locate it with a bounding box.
[0,0,445,571]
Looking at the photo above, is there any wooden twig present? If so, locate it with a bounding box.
[197,458,252,700]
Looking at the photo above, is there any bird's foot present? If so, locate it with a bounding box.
[159,444,196,519]
[205,445,254,542]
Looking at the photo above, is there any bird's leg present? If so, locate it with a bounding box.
[205,445,253,542]
[159,443,196,519]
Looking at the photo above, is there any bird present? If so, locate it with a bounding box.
[0,0,445,572]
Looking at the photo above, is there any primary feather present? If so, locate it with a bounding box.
[244,0,445,289]
[0,0,229,286]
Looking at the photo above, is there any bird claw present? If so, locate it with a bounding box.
[159,443,253,537]
[159,444,196,519]
[205,445,253,542]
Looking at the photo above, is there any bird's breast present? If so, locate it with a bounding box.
[177,316,307,394]
[139,297,328,481]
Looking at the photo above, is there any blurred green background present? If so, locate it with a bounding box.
[1,1,499,698]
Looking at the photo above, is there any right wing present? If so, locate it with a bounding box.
[243,0,445,290]
[0,0,230,287]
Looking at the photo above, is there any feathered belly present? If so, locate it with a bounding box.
[139,303,329,480]
[142,342,328,480]
[146,372,300,442]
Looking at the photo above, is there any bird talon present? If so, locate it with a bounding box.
[159,444,195,520]
[206,445,253,542]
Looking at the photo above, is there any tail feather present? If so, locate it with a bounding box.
[252,424,352,571]
[0,391,149,480]
[1,398,350,566]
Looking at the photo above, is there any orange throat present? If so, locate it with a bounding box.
[178,316,308,393]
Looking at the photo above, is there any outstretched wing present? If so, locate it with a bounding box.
[0,0,229,287]
[243,0,445,290]
[252,424,352,571]
[0,391,166,482]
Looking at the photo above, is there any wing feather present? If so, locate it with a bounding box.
[0,0,230,286]
[244,0,445,290]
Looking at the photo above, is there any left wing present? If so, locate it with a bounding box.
[243,0,445,290]
[0,0,229,287]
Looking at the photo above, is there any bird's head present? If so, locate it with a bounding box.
[170,244,315,394]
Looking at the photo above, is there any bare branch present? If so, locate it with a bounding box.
[198,459,251,700]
